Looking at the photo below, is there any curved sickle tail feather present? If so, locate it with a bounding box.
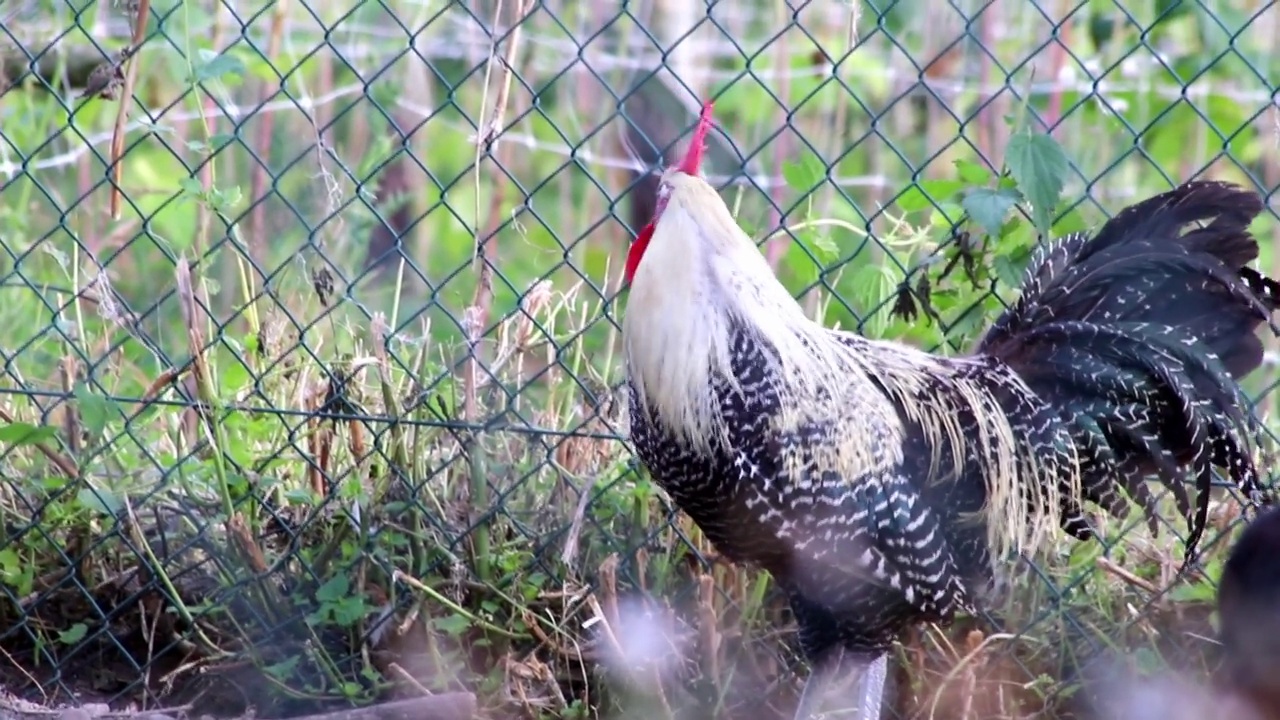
[976,180,1280,564]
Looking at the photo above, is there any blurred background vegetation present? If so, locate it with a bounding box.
[0,0,1278,718]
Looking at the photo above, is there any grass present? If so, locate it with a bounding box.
[1,0,1279,718]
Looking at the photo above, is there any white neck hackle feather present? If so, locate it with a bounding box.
[622,171,1082,568]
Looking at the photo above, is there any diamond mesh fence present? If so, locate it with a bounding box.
[1,0,1279,718]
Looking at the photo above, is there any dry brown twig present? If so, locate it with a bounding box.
[385,662,432,697]
[697,574,723,699]
[925,630,1018,720]
[466,0,538,339]
[107,0,152,219]
[1096,556,1158,595]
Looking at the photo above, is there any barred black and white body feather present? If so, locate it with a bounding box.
[622,162,1277,718]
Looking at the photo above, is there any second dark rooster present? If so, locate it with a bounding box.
[1216,503,1280,717]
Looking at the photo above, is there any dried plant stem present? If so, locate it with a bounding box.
[247,0,292,267]
[925,631,1015,720]
[764,0,794,269]
[1096,555,1158,594]
[1041,0,1073,133]
[393,569,523,639]
[107,0,152,219]
[461,0,536,586]
[175,259,233,519]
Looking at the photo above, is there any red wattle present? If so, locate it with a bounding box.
[624,222,655,286]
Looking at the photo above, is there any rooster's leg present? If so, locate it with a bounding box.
[794,651,888,720]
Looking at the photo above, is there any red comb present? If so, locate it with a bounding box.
[676,101,715,176]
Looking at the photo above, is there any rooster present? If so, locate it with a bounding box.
[619,101,1278,719]
[1217,504,1280,717]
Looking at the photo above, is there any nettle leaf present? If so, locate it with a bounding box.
[0,422,58,447]
[805,229,839,265]
[781,152,825,195]
[953,159,992,185]
[316,574,350,604]
[74,383,123,439]
[187,133,237,153]
[928,201,965,230]
[178,176,204,198]
[435,613,471,637]
[782,235,822,288]
[193,49,246,84]
[1005,130,1069,235]
[962,186,1022,238]
[58,623,88,646]
[993,252,1027,289]
[77,486,123,517]
[895,179,967,214]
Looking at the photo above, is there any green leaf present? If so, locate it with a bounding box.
[780,152,825,194]
[0,548,20,581]
[285,487,320,504]
[1051,207,1090,237]
[781,236,821,288]
[1166,579,1216,603]
[845,263,896,338]
[928,201,965,230]
[946,304,990,342]
[434,613,471,637]
[1005,130,1070,235]
[0,422,58,447]
[265,656,300,679]
[193,49,246,84]
[58,623,88,645]
[187,133,236,153]
[962,187,1022,238]
[332,597,368,626]
[209,184,243,212]
[178,176,204,197]
[953,159,992,185]
[0,547,30,595]
[77,486,123,517]
[74,383,120,438]
[895,179,967,214]
[356,134,399,179]
[316,574,350,604]
[993,253,1027,289]
[803,229,839,265]
[997,215,1036,254]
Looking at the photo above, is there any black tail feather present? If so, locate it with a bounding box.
[977,180,1278,561]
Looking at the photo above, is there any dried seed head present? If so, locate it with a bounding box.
[521,279,552,318]
[312,267,335,306]
[461,305,484,344]
[515,280,553,347]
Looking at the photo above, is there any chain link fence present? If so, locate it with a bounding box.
[1,0,1279,717]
